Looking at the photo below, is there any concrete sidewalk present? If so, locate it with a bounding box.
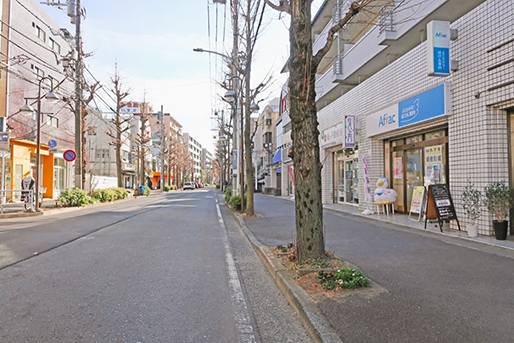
[239,193,514,343]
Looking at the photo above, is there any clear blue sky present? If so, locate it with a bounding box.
[42,0,323,152]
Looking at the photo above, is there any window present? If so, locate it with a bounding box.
[35,25,46,42]
[34,66,44,79]
[266,119,272,126]
[47,75,58,90]
[95,149,110,159]
[46,115,58,128]
[49,38,61,54]
[88,126,97,135]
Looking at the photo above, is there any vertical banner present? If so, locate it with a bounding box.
[363,156,371,202]
[344,115,355,148]
[427,20,450,76]
[288,166,295,187]
[394,157,403,179]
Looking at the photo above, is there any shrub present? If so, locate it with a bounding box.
[91,188,116,202]
[114,187,128,200]
[164,185,171,192]
[483,181,512,222]
[58,188,91,207]
[229,194,241,210]
[225,187,232,203]
[172,185,178,190]
[143,186,151,196]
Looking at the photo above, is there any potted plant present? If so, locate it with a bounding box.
[483,181,512,240]
[462,180,481,237]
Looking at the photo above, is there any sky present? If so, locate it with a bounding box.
[42,0,324,153]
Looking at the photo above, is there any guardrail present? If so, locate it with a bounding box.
[0,189,36,214]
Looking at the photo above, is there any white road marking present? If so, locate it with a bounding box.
[215,198,257,343]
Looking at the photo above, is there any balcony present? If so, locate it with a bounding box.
[122,162,136,171]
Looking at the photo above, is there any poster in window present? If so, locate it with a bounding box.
[394,157,403,179]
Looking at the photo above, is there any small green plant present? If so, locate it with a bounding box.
[294,274,300,280]
[143,186,151,196]
[229,194,242,210]
[276,245,284,250]
[483,181,512,222]
[281,248,288,253]
[225,187,232,203]
[317,268,371,290]
[172,185,178,191]
[164,185,171,192]
[462,179,481,225]
[216,184,220,189]
[58,188,92,207]
[113,187,128,200]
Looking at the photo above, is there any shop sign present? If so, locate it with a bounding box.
[344,116,356,148]
[0,132,9,151]
[345,170,353,180]
[410,186,425,214]
[425,145,443,183]
[320,123,343,149]
[427,21,450,76]
[366,84,449,137]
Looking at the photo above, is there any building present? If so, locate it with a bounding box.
[253,98,279,194]
[183,132,202,182]
[306,0,509,236]
[2,0,75,198]
[201,148,213,184]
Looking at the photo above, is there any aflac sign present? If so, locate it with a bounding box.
[366,84,450,137]
[427,20,450,76]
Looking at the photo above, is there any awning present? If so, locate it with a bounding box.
[277,168,282,173]
[272,150,281,164]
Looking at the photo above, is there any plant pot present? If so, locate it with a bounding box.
[492,220,508,240]
[467,223,478,238]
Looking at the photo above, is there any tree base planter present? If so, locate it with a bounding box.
[493,220,508,240]
[467,224,478,238]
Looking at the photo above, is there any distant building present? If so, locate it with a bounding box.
[183,133,202,182]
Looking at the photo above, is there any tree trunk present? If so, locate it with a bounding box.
[289,0,325,261]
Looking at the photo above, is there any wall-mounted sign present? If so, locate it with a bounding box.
[427,20,450,76]
[233,150,237,170]
[345,170,353,180]
[366,84,450,137]
[0,132,9,151]
[320,123,343,149]
[344,115,356,148]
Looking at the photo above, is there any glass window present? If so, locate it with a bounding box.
[406,135,423,144]
[425,130,445,141]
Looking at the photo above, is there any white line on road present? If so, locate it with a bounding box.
[215,198,257,343]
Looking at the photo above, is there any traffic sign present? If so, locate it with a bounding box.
[48,139,57,148]
[63,149,76,162]
[49,148,58,153]
[0,132,9,151]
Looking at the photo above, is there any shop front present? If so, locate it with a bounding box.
[366,83,451,213]
[334,148,359,205]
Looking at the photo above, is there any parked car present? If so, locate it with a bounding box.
[183,182,194,190]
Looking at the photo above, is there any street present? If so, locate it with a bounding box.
[0,189,311,343]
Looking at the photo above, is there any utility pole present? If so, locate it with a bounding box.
[40,1,82,189]
[74,0,83,189]
[230,0,239,198]
[160,105,165,192]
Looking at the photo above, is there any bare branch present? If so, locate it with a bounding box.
[263,0,290,14]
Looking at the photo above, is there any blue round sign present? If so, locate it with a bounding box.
[48,140,57,148]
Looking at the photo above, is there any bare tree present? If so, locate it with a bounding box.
[106,64,131,188]
[135,102,152,187]
[263,0,376,261]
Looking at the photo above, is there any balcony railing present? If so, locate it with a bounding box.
[332,1,351,25]
[378,3,396,34]
[333,55,343,80]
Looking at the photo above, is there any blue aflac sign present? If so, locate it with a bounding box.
[366,84,449,137]
[427,21,450,76]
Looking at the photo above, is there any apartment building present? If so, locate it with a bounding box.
[183,132,202,182]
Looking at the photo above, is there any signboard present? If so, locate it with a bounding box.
[366,84,450,137]
[320,123,343,149]
[424,184,461,232]
[363,156,371,202]
[48,140,57,148]
[63,149,76,162]
[345,170,353,180]
[49,148,58,153]
[344,115,356,148]
[409,186,425,219]
[424,145,443,184]
[0,132,9,151]
[233,150,237,170]
[427,20,450,76]
[394,157,403,179]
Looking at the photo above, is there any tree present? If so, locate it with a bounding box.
[106,64,131,188]
[135,102,152,187]
[263,0,373,261]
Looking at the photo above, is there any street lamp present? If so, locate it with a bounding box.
[19,77,59,211]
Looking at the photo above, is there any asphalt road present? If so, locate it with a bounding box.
[0,189,311,343]
[245,193,514,343]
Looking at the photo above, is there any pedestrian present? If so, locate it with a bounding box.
[147,177,153,190]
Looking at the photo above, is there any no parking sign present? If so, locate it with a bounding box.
[63,150,76,162]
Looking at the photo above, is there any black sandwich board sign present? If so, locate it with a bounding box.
[424,184,461,232]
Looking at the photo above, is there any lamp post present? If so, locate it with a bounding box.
[19,76,59,211]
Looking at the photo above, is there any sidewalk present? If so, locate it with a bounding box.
[278,195,514,252]
[237,193,514,343]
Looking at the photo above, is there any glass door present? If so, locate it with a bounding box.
[337,160,345,203]
[405,149,423,212]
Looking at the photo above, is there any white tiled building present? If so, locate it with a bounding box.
[308,0,512,236]
[183,133,202,182]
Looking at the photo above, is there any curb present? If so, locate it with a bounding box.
[222,196,343,343]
